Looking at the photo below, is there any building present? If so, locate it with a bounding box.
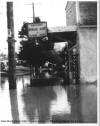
[65,1,97,83]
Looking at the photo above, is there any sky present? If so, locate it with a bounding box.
[0,0,97,54]
[0,0,68,54]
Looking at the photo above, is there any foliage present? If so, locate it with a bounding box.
[17,17,65,66]
[18,38,54,66]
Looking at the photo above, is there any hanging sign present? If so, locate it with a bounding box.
[27,22,47,38]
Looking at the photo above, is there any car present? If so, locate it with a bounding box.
[0,60,8,71]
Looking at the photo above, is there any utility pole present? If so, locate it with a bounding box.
[33,2,35,23]
[7,2,16,89]
[32,2,40,79]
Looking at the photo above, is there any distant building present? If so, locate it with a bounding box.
[65,1,97,82]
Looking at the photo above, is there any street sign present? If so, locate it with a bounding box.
[27,22,47,38]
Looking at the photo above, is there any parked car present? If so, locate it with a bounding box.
[0,60,8,71]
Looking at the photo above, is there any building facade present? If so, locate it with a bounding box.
[65,1,97,83]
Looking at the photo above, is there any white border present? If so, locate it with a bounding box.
[0,0,99,126]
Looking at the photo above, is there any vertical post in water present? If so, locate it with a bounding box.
[7,2,16,89]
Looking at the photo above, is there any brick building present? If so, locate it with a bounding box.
[65,1,97,83]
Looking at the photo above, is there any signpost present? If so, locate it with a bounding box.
[27,21,47,79]
[27,22,47,38]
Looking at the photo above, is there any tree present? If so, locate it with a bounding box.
[18,18,67,79]
[18,39,51,66]
[18,19,55,78]
[18,17,55,66]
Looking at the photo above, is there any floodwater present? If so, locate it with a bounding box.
[0,75,97,124]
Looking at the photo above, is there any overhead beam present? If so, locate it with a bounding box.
[48,25,77,33]
[47,26,77,44]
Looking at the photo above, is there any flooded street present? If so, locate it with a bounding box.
[0,0,98,125]
[0,75,97,124]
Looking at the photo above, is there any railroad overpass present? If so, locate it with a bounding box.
[48,25,77,48]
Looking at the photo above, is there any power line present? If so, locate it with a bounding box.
[24,2,42,5]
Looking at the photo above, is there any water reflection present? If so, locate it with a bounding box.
[9,89,20,123]
[67,85,83,123]
[22,86,56,123]
[0,79,12,122]
[0,75,80,123]
[81,84,97,123]
[0,77,7,90]
[0,75,97,123]
[50,85,71,115]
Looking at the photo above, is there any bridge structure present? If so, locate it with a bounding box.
[47,25,79,85]
[48,25,77,48]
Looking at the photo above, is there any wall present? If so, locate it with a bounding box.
[78,27,97,82]
[79,1,97,25]
[65,1,97,83]
[78,1,97,83]
[65,1,77,26]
